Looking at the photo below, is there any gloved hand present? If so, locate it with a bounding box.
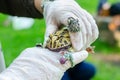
[0,47,88,80]
[42,0,99,51]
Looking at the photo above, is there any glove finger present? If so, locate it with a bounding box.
[81,14,92,48]
[66,5,92,50]
[72,50,88,65]
[62,50,88,69]
[43,23,58,47]
[74,7,93,49]
[58,12,78,26]
[74,7,96,48]
[68,13,92,50]
[69,31,83,51]
[69,18,87,51]
[83,9,99,45]
[52,0,81,26]
[78,16,92,49]
[56,11,86,51]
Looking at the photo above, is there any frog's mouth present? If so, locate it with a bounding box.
[46,45,72,52]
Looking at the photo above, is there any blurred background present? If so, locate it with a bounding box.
[0,0,120,80]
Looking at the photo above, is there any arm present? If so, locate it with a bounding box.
[0,47,88,80]
[0,51,5,73]
[0,44,6,73]
[0,0,43,18]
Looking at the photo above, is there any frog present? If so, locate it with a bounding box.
[45,17,80,52]
[44,17,95,65]
[45,28,73,52]
[45,27,75,65]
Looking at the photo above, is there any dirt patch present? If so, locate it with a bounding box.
[93,53,120,66]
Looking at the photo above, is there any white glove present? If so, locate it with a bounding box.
[43,0,99,51]
[0,47,88,80]
[0,46,6,72]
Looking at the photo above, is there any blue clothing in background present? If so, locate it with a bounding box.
[97,0,107,14]
[62,62,96,80]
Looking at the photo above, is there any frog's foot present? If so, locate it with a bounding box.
[86,46,95,54]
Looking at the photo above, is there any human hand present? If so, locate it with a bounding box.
[42,0,99,51]
[0,47,88,80]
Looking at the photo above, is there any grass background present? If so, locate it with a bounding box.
[0,0,120,80]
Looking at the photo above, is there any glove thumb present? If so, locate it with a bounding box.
[72,50,88,65]
[43,22,58,47]
[62,50,88,70]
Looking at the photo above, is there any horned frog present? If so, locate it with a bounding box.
[45,28,73,52]
[45,17,80,52]
[44,17,80,65]
[45,17,95,65]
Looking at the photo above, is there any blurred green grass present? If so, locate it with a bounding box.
[87,55,120,80]
[0,14,46,66]
[0,0,120,80]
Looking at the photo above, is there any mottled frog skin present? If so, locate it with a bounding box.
[46,17,80,52]
[46,28,73,52]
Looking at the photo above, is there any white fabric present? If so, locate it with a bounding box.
[0,0,99,79]
[0,47,88,80]
[0,45,6,73]
[9,16,34,30]
[43,0,99,51]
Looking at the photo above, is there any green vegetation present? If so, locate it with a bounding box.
[93,39,120,53]
[87,55,120,80]
[0,0,120,80]
[0,14,45,66]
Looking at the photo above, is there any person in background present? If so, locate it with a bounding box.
[97,0,110,16]
[98,0,120,17]
[98,0,120,47]
[97,0,108,16]
[108,2,120,31]
[0,0,99,80]
[108,3,120,47]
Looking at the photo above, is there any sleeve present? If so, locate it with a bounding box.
[0,0,43,18]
